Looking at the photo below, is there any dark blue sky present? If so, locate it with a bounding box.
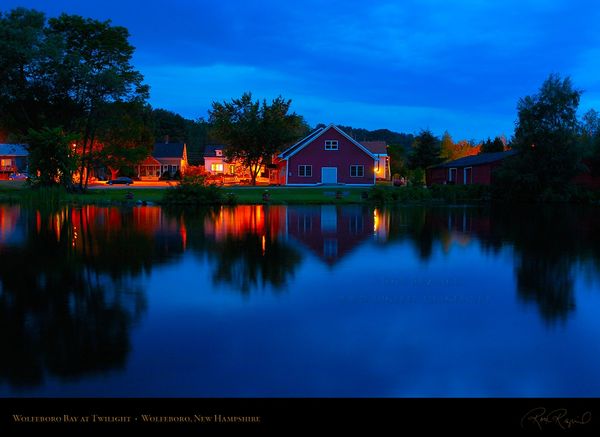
[5,1,600,139]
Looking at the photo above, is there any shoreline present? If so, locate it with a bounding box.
[0,183,598,206]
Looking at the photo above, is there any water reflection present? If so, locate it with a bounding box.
[202,206,302,292]
[0,206,181,388]
[0,203,599,389]
[380,205,600,323]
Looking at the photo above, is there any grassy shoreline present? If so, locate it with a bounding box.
[1,182,597,206]
[0,185,384,205]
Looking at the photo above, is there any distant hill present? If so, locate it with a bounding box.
[336,125,414,151]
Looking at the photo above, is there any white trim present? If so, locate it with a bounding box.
[373,159,377,184]
[279,125,376,160]
[449,167,457,182]
[324,140,338,150]
[277,127,324,159]
[463,166,473,184]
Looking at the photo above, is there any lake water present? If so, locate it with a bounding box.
[0,203,599,397]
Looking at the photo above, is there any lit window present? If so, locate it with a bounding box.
[211,163,224,172]
[350,165,364,177]
[298,165,312,177]
[229,165,236,175]
[325,140,338,150]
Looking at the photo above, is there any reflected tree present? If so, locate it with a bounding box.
[0,205,192,388]
[211,233,303,293]
[378,204,600,324]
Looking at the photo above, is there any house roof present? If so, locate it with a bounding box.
[279,127,325,159]
[278,125,376,160]
[152,143,185,159]
[204,144,227,157]
[139,155,162,166]
[431,150,517,168]
[360,141,387,155]
[0,144,28,156]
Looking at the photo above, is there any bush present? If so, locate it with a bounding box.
[162,173,224,205]
[408,168,425,187]
[369,186,389,203]
[369,186,432,203]
[429,184,490,202]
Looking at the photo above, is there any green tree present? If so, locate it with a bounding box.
[97,102,154,179]
[0,8,149,189]
[388,143,408,177]
[0,8,56,133]
[26,127,78,187]
[209,92,307,185]
[579,109,600,156]
[151,108,188,143]
[439,131,454,161]
[409,129,440,169]
[480,136,505,154]
[495,74,582,201]
[47,13,149,188]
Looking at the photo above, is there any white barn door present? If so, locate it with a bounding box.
[321,167,337,184]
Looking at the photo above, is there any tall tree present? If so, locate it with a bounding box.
[0,8,149,189]
[97,102,154,179]
[495,74,582,201]
[47,13,149,188]
[0,8,55,133]
[409,129,440,169]
[209,93,307,185]
[439,131,454,161]
[480,136,505,154]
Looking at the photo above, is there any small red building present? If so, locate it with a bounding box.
[573,158,600,190]
[276,125,377,185]
[426,150,517,186]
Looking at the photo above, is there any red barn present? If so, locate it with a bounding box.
[573,158,600,190]
[426,150,517,186]
[276,125,376,185]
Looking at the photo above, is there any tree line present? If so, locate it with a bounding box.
[2,7,599,197]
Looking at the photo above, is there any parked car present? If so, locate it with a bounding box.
[9,173,28,180]
[107,177,133,185]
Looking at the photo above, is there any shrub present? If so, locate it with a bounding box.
[162,173,224,205]
[408,168,425,187]
[369,186,389,203]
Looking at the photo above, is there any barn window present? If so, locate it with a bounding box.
[325,140,338,150]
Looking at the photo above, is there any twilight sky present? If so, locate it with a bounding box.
[4,0,600,139]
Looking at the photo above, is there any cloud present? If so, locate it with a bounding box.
[3,0,600,138]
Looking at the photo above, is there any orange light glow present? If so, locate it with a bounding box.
[373,209,379,233]
[180,218,187,251]
[261,234,266,254]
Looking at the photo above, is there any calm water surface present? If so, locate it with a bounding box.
[0,203,599,397]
